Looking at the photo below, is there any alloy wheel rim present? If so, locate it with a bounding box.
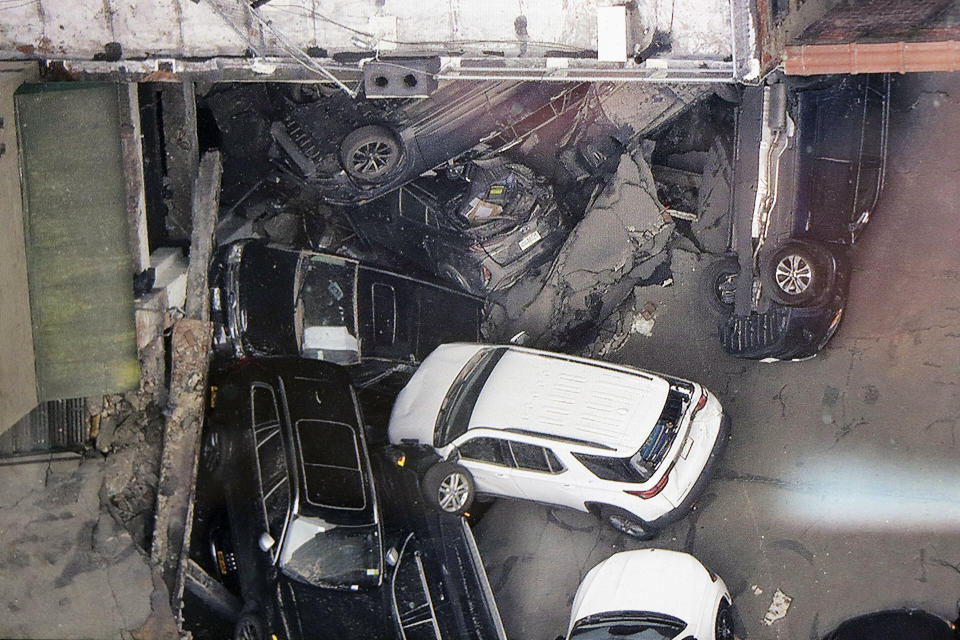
[774,254,812,294]
[437,472,470,512]
[352,141,394,176]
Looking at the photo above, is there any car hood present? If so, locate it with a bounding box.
[568,549,718,635]
[470,349,669,454]
[388,344,487,446]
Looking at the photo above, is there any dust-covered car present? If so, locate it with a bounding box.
[203,357,507,640]
[272,80,595,205]
[702,73,890,360]
[209,239,483,379]
[345,157,568,295]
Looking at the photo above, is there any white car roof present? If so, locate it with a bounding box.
[388,343,673,454]
[468,346,669,454]
[568,549,720,634]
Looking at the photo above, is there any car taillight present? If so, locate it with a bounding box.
[689,390,708,420]
[625,465,671,499]
[481,265,492,285]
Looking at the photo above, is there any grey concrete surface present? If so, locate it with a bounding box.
[0,455,176,639]
[476,71,960,640]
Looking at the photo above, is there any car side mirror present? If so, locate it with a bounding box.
[385,547,399,567]
[258,532,275,553]
[509,330,528,346]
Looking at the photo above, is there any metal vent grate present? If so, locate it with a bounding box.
[0,398,87,457]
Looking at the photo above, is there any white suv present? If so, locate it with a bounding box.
[565,549,735,640]
[387,343,730,539]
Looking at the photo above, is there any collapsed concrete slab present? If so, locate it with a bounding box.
[486,149,674,350]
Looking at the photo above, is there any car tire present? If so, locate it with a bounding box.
[761,241,830,306]
[234,611,265,640]
[421,462,475,515]
[600,506,659,540]
[702,256,740,316]
[716,599,735,640]
[339,125,401,182]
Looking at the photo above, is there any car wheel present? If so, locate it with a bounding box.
[339,125,401,182]
[702,256,740,315]
[716,600,735,640]
[761,241,829,306]
[421,462,475,515]
[440,263,477,294]
[600,506,658,540]
[233,612,265,640]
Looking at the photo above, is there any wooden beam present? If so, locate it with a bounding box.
[151,151,221,604]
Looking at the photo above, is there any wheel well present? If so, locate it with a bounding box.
[584,502,604,517]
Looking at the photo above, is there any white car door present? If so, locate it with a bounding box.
[504,440,583,511]
[454,435,524,499]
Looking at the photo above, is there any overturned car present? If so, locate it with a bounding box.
[272,80,596,205]
[702,73,890,360]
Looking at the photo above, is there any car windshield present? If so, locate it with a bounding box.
[294,255,360,364]
[279,514,382,589]
[569,616,685,640]
[433,347,507,448]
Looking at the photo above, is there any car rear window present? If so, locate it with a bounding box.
[296,419,366,510]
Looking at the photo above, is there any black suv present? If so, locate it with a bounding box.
[273,80,593,205]
[702,74,890,360]
[203,358,507,640]
[210,239,483,379]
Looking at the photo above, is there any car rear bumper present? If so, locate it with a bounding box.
[648,413,731,529]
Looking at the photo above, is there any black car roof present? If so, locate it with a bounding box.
[824,609,958,640]
[214,357,378,526]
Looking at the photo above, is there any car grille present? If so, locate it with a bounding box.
[720,309,789,354]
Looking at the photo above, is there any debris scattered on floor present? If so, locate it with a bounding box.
[762,588,793,625]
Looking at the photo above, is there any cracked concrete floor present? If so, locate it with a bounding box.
[0,456,176,639]
[476,72,960,640]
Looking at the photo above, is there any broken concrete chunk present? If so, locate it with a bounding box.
[762,588,793,625]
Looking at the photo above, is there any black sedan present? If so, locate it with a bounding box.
[345,157,569,295]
